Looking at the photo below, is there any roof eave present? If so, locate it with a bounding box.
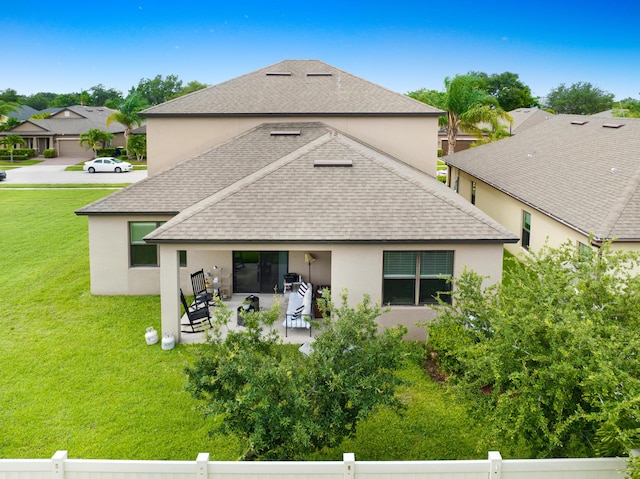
[140,111,445,119]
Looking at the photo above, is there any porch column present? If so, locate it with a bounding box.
[159,245,181,343]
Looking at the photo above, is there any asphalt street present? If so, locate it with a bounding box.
[0,157,147,185]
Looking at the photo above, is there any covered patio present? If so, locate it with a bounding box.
[178,291,321,345]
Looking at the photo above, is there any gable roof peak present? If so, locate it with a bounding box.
[141,59,444,117]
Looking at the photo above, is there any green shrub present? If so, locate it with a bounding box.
[43,149,57,158]
[0,148,36,159]
[426,321,474,374]
[96,147,118,157]
[437,148,443,157]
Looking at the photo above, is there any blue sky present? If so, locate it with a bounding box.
[3,1,639,101]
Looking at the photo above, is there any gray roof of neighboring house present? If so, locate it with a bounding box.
[77,122,516,244]
[507,107,553,134]
[445,114,640,242]
[141,59,444,117]
[7,105,38,121]
[9,105,125,135]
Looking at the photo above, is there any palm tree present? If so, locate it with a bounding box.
[0,134,26,162]
[79,128,114,157]
[410,75,512,156]
[0,100,20,119]
[106,93,146,142]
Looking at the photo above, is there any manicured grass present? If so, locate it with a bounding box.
[0,189,498,461]
[0,184,131,189]
[0,159,42,166]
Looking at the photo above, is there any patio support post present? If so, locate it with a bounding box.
[160,246,181,343]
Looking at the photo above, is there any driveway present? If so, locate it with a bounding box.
[0,157,147,185]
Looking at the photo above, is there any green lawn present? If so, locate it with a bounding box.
[0,189,500,461]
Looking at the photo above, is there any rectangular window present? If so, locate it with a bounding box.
[522,211,531,251]
[130,222,187,267]
[577,242,592,260]
[454,175,459,193]
[383,250,453,305]
[471,181,477,205]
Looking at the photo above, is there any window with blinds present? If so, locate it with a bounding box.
[383,251,453,305]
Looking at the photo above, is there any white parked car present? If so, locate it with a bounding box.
[83,157,132,173]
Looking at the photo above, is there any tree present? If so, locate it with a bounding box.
[88,84,123,107]
[0,134,27,162]
[106,93,147,150]
[612,97,640,118]
[131,74,183,106]
[171,80,208,99]
[427,241,640,465]
[0,88,20,103]
[0,100,20,118]
[79,128,114,156]
[408,74,512,155]
[50,92,81,108]
[126,134,146,161]
[186,291,407,460]
[470,71,538,111]
[545,82,614,114]
[0,116,21,132]
[22,92,56,110]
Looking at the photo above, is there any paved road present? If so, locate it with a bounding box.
[0,157,147,185]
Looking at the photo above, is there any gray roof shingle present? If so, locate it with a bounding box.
[77,122,516,244]
[445,114,640,241]
[141,60,443,117]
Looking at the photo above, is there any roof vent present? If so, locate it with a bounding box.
[266,71,292,76]
[603,123,624,129]
[314,159,353,167]
[306,72,332,76]
[270,130,300,136]
[571,120,588,125]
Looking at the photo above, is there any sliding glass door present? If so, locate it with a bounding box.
[233,251,288,293]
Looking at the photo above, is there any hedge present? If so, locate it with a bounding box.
[0,148,36,159]
[44,149,57,158]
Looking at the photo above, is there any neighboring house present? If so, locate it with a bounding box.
[1,105,126,157]
[445,114,640,257]
[440,107,551,155]
[76,60,518,342]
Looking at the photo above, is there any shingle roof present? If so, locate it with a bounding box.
[77,122,516,244]
[141,60,443,117]
[445,115,640,242]
[14,106,126,135]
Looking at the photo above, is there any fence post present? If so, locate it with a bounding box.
[488,451,502,479]
[196,452,209,479]
[52,450,67,479]
[343,452,355,479]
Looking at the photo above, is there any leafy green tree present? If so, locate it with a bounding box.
[186,291,407,460]
[0,88,20,103]
[612,97,640,118]
[409,74,512,155]
[78,128,114,156]
[50,92,81,108]
[171,80,208,99]
[427,241,640,463]
[88,84,123,107]
[126,134,146,161]
[130,74,183,106]
[546,82,614,114]
[470,71,538,111]
[29,112,51,119]
[22,92,56,110]
[0,134,26,161]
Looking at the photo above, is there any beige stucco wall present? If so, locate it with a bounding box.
[156,241,505,342]
[451,168,599,256]
[145,116,439,177]
[87,215,188,295]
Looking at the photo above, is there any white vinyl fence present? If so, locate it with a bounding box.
[0,450,628,479]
